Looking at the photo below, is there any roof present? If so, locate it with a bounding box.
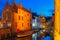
[0,19,1,21]
[19,7,31,13]
[11,2,18,12]
[3,2,11,11]
[19,2,31,13]
[3,2,30,13]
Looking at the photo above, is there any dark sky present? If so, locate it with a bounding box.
[0,0,54,18]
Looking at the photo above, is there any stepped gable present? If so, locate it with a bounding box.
[11,2,18,12]
[19,2,31,13]
[3,1,11,12]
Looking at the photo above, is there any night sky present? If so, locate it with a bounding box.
[0,0,54,18]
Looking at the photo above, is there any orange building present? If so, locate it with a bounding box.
[1,1,32,38]
[14,3,32,32]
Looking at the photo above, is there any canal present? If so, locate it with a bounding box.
[1,32,52,40]
[1,33,38,40]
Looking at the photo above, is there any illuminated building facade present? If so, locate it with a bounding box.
[0,0,32,39]
[14,3,32,32]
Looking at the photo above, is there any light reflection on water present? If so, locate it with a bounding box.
[2,33,52,40]
[2,37,29,40]
[2,36,32,40]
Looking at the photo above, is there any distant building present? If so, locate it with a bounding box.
[39,13,50,35]
[32,16,40,29]
[32,12,40,29]
[32,12,39,19]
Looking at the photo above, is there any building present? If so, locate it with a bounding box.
[1,0,33,38]
[32,16,40,29]
[2,2,12,28]
[14,2,32,32]
[39,13,50,37]
[39,13,46,29]
[40,16,47,30]
[32,12,40,29]
[1,0,18,37]
[11,0,18,33]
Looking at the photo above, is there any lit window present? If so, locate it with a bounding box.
[0,24,3,28]
[7,23,11,27]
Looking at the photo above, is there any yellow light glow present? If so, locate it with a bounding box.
[54,0,60,40]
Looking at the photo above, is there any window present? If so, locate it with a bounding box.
[27,13,29,16]
[30,19,31,21]
[28,23,29,26]
[30,23,31,26]
[19,16,20,20]
[22,23,23,27]
[15,22,17,27]
[8,23,11,27]
[22,16,23,20]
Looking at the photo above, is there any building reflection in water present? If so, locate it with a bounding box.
[3,37,16,40]
[3,36,32,40]
[2,33,38,40]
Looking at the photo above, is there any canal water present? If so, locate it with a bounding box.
[1,32,52,40]
[2,33,38,40]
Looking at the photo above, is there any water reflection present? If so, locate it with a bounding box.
[2,33,38,40]
[2,33,52,40]
[1,37,16,40]
[2,36,32,40]
[0,31,40,40]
